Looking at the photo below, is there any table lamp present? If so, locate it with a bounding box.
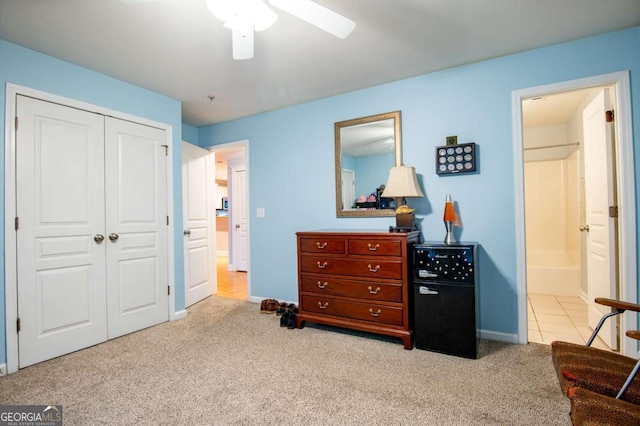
[381,165,424,231]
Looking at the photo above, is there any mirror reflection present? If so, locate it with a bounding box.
[335,111,401,217]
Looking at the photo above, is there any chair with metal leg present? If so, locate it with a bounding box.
[551,298,640,424]
[551,298,640,403]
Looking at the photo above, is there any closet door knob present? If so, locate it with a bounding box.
[94,234,105,244]
[579,225,590,232]
[184,229,191,236]
[109,233,120,242]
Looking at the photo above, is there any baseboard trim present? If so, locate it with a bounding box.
[0,363,6,376]
[172,309,188,321]
[480,329,519,344]
[580,291,588,304]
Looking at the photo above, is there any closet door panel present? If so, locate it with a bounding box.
[16,95,107,368]
[105,117,169,339]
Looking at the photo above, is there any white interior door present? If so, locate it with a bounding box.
[16,95,108,368]
[231,165,248,271]
[182,142,216,307]
[583,88,618,350]
[105,117,169,339]
[341,169,355,209]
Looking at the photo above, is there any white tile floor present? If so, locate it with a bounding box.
[527,293,612,351]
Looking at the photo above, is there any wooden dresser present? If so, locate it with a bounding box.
[295,230,420,349]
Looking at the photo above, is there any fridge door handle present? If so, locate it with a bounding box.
[419,286,439,295]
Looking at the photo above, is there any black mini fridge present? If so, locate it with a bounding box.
[412,243,479,359]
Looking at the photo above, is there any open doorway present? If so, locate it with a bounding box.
[210,140,249,301]
[513,71,636,357]
[521,87,615,350]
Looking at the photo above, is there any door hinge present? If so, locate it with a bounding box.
[167,216,169,226]
[609,206,619,218]
[15,116,18,130]
[16,317,20,333]
[606,110,614,122]
[161,144,169,156]
[14,217,19,231]
[167,286,170,296]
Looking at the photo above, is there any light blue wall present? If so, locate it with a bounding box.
[0,39,185,364]
[198,27,640,339]
[182,123,199,145]
[354,153,394,198]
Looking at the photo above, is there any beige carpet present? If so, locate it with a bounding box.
[0,296,570,425]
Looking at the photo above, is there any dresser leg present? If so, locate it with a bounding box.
[295,315,305,329]
[402,334,414,350]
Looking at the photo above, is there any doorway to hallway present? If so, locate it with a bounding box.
[217,256,247,300]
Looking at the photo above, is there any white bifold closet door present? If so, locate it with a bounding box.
[16,95,168,368]
[105,117,168,339]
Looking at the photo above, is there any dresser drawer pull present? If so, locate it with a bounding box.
[368,243,380,251]
[368,286,381,295]
[317,261,328,269]
[367,264,381,273]
[316,242,327,249]
[369,308,382,317]
[317,281,328,289]
[318,302,329,309]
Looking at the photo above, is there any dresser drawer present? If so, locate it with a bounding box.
[299,237,345,254]
[301,295,403,326]
[300,256,403,279]
[300,275,402,302]
[348,239,402,257]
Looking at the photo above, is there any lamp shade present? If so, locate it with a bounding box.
[381,165,424,198]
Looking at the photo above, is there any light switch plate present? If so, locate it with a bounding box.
[256,208,265,218]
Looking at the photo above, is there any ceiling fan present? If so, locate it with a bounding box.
[208,0,356,60]
[122,0,356,60]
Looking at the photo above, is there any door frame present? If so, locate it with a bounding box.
[4,83,176,374]
[512,71,636,356]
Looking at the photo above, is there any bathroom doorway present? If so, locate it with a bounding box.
[522,87,615,349]
[513,72,636,357]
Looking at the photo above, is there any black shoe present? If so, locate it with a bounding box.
[280,311,290,327]
[286,312,297,329]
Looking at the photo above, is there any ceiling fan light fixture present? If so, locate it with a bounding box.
[207,0,355,60]
[248,1,278,31]
[207,0,277,32]
[206,0,234,22]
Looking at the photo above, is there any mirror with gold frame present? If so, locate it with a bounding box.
[335,111,401,217]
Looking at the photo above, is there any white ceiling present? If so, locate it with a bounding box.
[1,0,639,127]
[522,88,596,128]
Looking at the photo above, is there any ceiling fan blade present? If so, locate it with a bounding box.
[230,23,255,60]
[268,0,355,39]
